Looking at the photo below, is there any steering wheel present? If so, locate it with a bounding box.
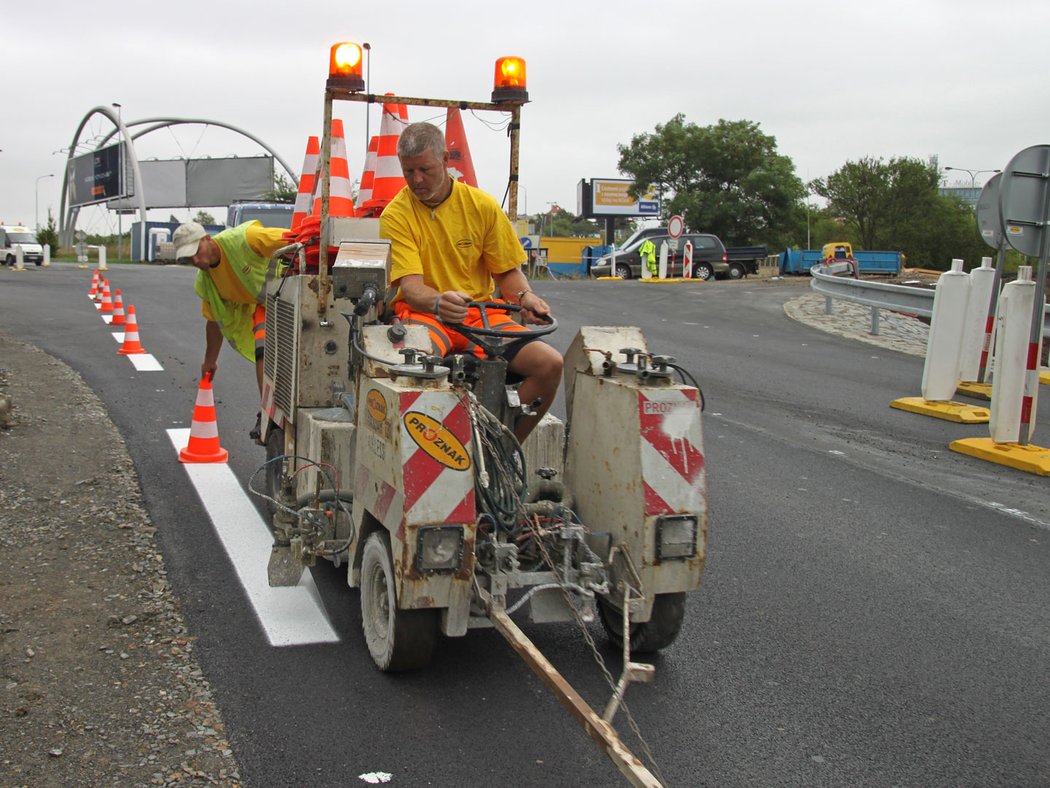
[444,301,557,357]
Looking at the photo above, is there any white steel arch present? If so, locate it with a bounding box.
[59,111,298,252]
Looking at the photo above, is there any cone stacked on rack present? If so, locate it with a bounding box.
[290,135,320,232]
[445,108,478,188]
[88,270,100,298]
[311,119,356,219]
[359,97,409,216]
[111,289,126,327]
[99,281,114,316]
[117,305,147,355]
[355,135,379,212]
[178,374,229,464]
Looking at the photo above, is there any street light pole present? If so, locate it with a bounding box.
[113,103,123,261]
[35,174,54,232]
[363,43,372,160]
[943,166,1001,189]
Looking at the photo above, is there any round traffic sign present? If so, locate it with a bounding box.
[667,215,684,239]
[520,236,532,249]
[974,173,1002,251]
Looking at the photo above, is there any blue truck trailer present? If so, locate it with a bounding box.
[779,248,903,275]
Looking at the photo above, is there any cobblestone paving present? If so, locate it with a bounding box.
[784,292,929,357]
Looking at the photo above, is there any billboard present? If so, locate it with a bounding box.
[107,156,274,210]
[69,143,128,207]
[577,178,660,218]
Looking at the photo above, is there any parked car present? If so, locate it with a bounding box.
[590,232,728,280]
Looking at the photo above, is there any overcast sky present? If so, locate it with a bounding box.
[4,0,1047,237]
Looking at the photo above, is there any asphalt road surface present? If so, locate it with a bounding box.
[2,263,1048,787]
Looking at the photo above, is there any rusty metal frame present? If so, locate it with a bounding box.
[314,85,523,323]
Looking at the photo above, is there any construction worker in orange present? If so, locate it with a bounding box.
[379,122,562,443]
[173,220,288,442]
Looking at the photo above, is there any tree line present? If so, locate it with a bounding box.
[615,114,997,270]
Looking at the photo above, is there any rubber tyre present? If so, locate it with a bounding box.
[361,531,437,671]
[693,262,713,281]
[615,263,632,279]
[598,592,686,654]
[727,263,745,280]
[5,255,13,267]
[264,426,285,518]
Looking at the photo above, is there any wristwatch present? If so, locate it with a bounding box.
[516,289,532,304]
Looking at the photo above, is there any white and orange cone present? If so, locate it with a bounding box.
[117,305,146,355]
[291,135,320,232]
[445,107,478,188]
[179,374,229,464]
[88,270,100,299]
[311,119,356,219]
[93,277,107,304]
[355,134,378,212]
[111,288,126,327]
[359,97,408,216]
[99,281,114,316]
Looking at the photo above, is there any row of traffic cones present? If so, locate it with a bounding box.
[88,268,226,463]
[88,270,146,353]
[288,105,478,232]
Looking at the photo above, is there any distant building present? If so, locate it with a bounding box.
[940,185,981,208]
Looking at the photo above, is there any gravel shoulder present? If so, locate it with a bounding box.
[0,333,241,787]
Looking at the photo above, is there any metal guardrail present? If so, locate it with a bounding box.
[809,263,1050,339]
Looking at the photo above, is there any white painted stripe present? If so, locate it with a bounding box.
[111,332,125,343]
[124,353,163,372]
[166,428,339,646]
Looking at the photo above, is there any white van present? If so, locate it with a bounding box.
[0,225,44,266]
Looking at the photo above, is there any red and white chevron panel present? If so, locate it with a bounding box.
[398,390,476,526]
[638,388,705,515]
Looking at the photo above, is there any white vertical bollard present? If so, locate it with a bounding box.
[611,245,620,278]
[98,245,108,270]
[42,244,51,267]
[14,247,25,270]
[959,257,996,382]
[920,259,969,401]
[657,241,669,279]
[683,241,693,278]
[989,266,1038,444]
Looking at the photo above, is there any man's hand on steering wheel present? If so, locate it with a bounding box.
[517,290,552,324]
[433,290,472,323]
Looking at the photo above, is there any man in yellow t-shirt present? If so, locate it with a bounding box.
[174,220,288,439]
[380,122,562,443]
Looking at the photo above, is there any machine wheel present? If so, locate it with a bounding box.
[615,263,632,279]
[727,262,746,280]
[264,425,285,518]
[5,254,13,267]
[360,531,437,671]
[692,262,713,281]
[599,592,686,654]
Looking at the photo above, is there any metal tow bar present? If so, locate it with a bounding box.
[479,587,663,787]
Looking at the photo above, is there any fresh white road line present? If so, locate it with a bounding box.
[109,334,163,371]
[127,354,164,372]
[165,428,340,646]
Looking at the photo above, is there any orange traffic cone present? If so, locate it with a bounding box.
[111,289,126,326]
[291,135,320,232]
[445,108,478,187]
[355,134,378,212]
[311,119,356,218]
[99,281,114,315]
[88,270,100,298]
[178,374,229,464]
[359,97,408,216]
[117,305,147,355]
[93,277,107,303]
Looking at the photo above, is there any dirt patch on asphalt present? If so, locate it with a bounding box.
[0,334,241,786]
